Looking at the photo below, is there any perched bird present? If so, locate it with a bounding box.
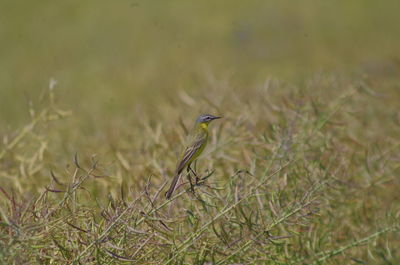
[165,114,221,199]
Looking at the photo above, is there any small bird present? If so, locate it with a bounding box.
[165,114,221,199]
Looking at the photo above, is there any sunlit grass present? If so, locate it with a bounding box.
[1,71,399,264]
[1,1,400,263]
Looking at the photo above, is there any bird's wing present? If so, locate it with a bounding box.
[175,135,206,175]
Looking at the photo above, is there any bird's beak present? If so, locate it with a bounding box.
[211,116,222,120]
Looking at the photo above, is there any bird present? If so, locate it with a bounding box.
[165,114,221,199]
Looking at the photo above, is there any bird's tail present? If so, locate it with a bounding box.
[165,173,181,199]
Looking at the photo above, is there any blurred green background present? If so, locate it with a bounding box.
[1,0,399,128]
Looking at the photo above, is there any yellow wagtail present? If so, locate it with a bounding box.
[165,114,221,199]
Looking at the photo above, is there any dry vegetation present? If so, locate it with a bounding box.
[1,70,399,264]
[1,1,400,264]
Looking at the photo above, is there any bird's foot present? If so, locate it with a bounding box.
[196,170,215,185]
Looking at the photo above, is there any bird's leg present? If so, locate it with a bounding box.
[186,166,195,193]
[189,161,200,185]
[188,165,200,185]
[188,163,197,177]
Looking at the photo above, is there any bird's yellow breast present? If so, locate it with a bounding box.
[199,122,209,131]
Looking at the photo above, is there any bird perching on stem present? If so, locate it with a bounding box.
[165,114,221,199]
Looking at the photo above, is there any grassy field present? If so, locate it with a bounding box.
[1,1,400,264]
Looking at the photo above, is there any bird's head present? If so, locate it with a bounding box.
[196,114,222,125]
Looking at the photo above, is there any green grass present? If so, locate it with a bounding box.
[1,1,400,264]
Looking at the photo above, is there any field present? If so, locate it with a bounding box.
[1,1,400,264]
